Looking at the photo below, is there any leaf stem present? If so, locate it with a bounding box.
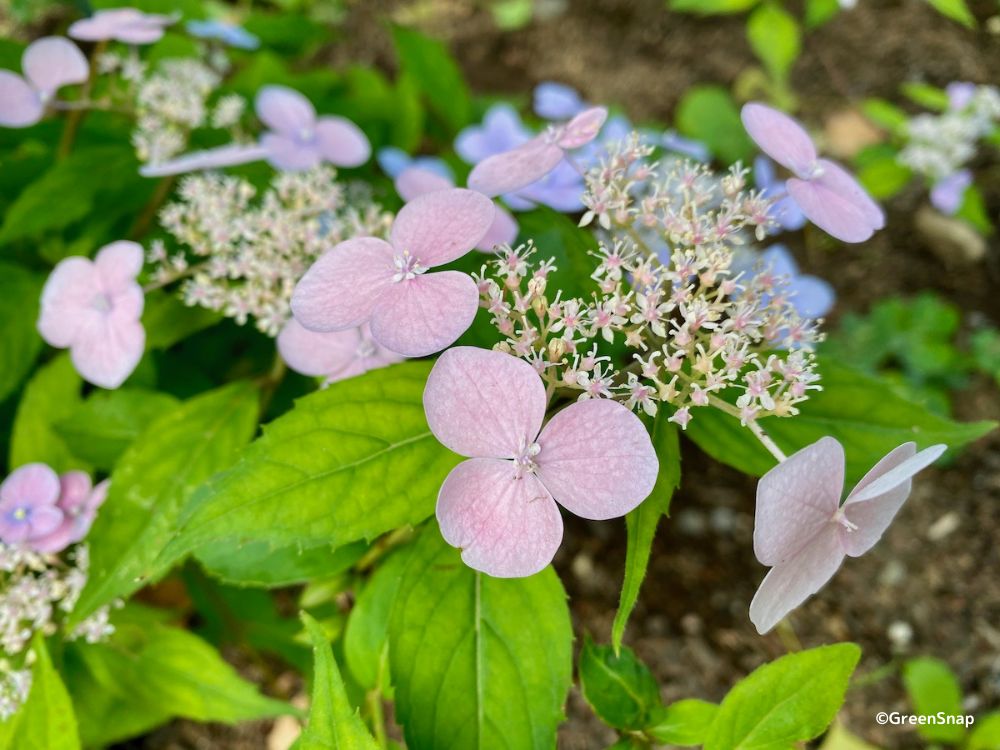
[129,176,175,239]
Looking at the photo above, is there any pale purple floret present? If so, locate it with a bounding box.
[140,85,370,177]
[377,146,454,181]
[32,473,109,554]
[291,188,495,357]
[394,167,518,251]
[277,319,403,384]
[186,19,260,50]
[533,81,587,120]
[455,103,532,164]
[946,82,977,111]
[423,347,659,578]
[750,437,946,633]
[754,156,807,232]
[0,37,88,128]
[38,241,146,389]
[930,169,972,215]
[0,464,64,548]
[741,102,885,243]
[69,8,175,45]
[732,244,834,320]
[661,130,711,162]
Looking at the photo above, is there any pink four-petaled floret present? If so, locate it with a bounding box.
[68,8,175,45]
[277,319,403,384]
[0,37,88,128]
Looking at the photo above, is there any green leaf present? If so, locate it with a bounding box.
[69,382,259,625]
[389,525,573,750]
[196,539,366,588]
[162,362,460,562]
[0,263,43,404]
[9,354,87,472]
[53,388,180,470]
[902,657,966,743]
[685,358,996,485]
[0,634,79,750]
[676,86,756,165]
[669,0,760,14]
[804,0,841,28]
[391,25,471,134]
[579,637,661,730]
[925,0,976,28]
[704,643,861,750]
[955,184,994,236]
[969,713,1000,750]
[344,548,410,690]
[293,614,378,750]
[861,98,909,134]
[647,699,719,746]
[747,3,801,84]
[856,153,913,200]
[143,290,222,349]
[612,417,680,650]
[817,721,880,750]
[516,207,600,299]
[901,82,950,111]
[67,608,289,743]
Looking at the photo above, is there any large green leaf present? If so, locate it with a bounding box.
[293,613,379,750]
[196,539,366,588]
[686,358,996,484]
[669,0,760,14]
[0,634,79,750]
[9,354,87,472]
[647,699,719,746]
[704,643,861,750]
[162,362,460,562]
[925,0,976,28]
[902,658,966,744]
[0,262,43,404]
[389,526,573,750]
[612,416,679,651]
[747,3,801,83]
[143,290,222,349]
[578,637,661,731]
[69,382,259,625]
[676,86,755,165]
[391,25,471,134]
[53,388,180,470]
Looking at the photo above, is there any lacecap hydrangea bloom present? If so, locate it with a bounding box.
[68,7,175,45]
[750,437,945,633]
[424,347,658,577]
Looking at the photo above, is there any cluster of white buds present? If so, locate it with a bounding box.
[0,544,114,719]
[477,134,822,430]
[131,58,223,165]
[156,167,393,336]
[898,85,1000,181]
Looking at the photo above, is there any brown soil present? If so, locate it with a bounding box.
[125,0,1000,747]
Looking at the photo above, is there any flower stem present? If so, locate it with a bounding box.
[706,394,787,463]
[128,176,175,239]
[57,40,106,160]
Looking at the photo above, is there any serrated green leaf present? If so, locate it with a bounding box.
[686,358,996,485]
[647,699,719,746]
[196,539,366,588]
[0,263,43,404]
[389,525,573,750]
[704,643,861,750]
[162,362,460,563]
[612,416,679,651]
[294,613,379,750]
[9,354,87,472]
[391,25,471,134]
[902,657,966,743]
[579,637,662,730]
[0,634,79,750]
[669,0,760,14]
[747,3,801,83]
[925,0,976,28]
[53,388,179,470]
[69,382,259,625]
[676,86,756,165]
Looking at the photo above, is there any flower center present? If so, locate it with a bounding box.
[392,250,427,283]
[513,437,541,479]
[356,339,377,359]
[11,506,28,522]
[804,161,825,181]
[831,508,858,532]
[297,126,316,144]
[91,293,113,313]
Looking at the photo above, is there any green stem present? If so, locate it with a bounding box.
[128,176,175,239]
[57,40,106,159]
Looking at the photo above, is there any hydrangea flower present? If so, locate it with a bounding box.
[930,169,972,215]
[423,347,659,577]
[377,146,454,181]
[741,102,884,243]
[533,81,587,120]
[395,167,518,250]
[186,19,260,50]
[141,85,370,176]
[750,437,946,633]
[291,188,494,357]
[732,244,834,320]
[754,156,806,232]
[38,241,146,389]
[69,8,175,45]
[277,319,402,383]
[32,473,109,554]
[468,106,607,197]
[455,103,533,164]
[946,81,977,111]
[661,130,711,163]
[0,464,63,548]
[0,37,88,128]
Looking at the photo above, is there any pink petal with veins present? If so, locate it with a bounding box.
[314,116,371,167]
[556,106,608,149]
[389,188,495,267]
[741,102,818,178]
[467,138,565,197]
